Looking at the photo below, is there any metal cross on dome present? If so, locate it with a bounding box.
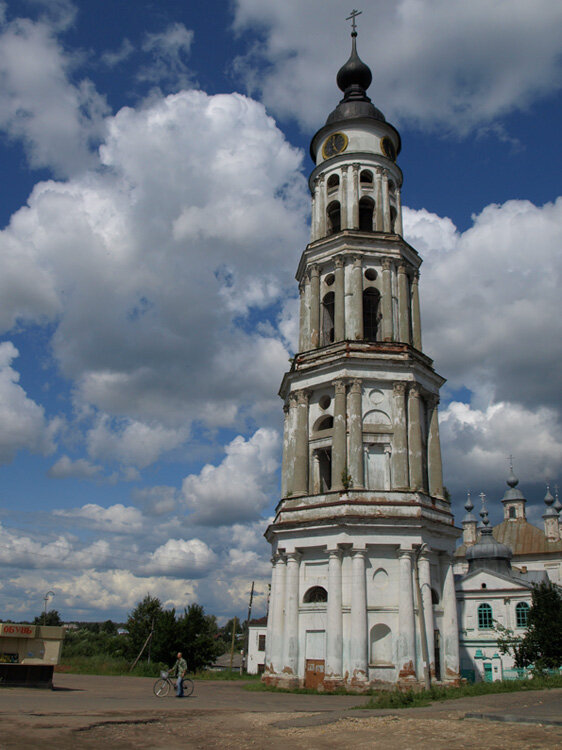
[346,9,362,33]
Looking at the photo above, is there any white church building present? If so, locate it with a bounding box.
[257,24,562,690]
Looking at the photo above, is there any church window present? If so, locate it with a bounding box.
[360,169,373,185]
[324,273,335,286]
[364,268,377,281]
[258,634,266,651]
[509,507,516,519]
[321,292,335,345]
[478,603,493,629]
[431,588,440,605]
[315,415,334,431]
[317,448,332,491]
[327,201,341,234]
[359,197,375,231]
[327,174,340,191]
[516,602,530,628]
[363,288,380,341]
[390,205,397,232]
[370,623,393,665]
[388,180,396,195]
[319,395,331,410]
[303,586,328,603]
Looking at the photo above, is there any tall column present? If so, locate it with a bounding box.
[285,395,298,496]
[326,549,343,680]
[411,271,422,350]
[317,176,326,238]
[331,379,347,490]
[374,167,383,230]
[309,265,320,349]
[352,163,360,229]
[348,378,364,488]
[341,166,349,230]
[408,385,424,491]
[266,553,286,674]
[395,184,404,235]
[382,169,391,232]
[442,556,460,682]
[298,280,307,352]
[281,402,291,497]
[293,389,309,495]
[397,549,416,679]
[392,383,409,489]
[428,396,444,498]
[397,263,411,344]
[382,258,393,341]
[350,549,368,681]
[418,551,436,677]
[282,551,301,676]
[334,256,345,341]
[348,256,363,340]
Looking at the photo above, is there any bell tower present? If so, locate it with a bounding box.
[264,21,460,689]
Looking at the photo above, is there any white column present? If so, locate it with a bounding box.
[428,396,444,499]
[334,255,345,342]
[408,385,424,491]
[348,378,364,488]
[310,190,316,243]
[397,263,411,344]
[411,270,422,350]
[298,280,306,353]
[351,163,360,229]
[317,176,326,238]
[395,184,404,236]
[331,379,347,490]
[442,555,460,682]
[350,549,368,682]
[375,167,383,231]
[293,390,309,495]
[382,258,393,341]
[282,551,301,676]
[418,551,436,677]
[281,402,291,497]
[392,383,409,489]
[309,265,320,349]
[397,549,416,679]
[266,553,286,674]
[341,166,348,230]
[326,549,343,680]
[349,256,363,340]
[382,169,391,232]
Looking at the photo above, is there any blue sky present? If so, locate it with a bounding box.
[0,0,561,623]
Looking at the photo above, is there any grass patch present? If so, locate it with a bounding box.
[361,674,562,710]
[56,655,261,681]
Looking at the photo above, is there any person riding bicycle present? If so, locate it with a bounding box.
[170,651,187,697]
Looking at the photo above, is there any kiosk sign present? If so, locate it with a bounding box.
[0,623,36,638]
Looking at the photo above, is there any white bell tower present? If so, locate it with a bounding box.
[264,20,460,689]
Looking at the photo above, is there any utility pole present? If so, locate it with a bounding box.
[242,582,255,674]
[229,616,237,671]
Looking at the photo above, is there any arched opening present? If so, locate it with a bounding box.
[326,201,341,234]
[370,623,393,665]
[359,197,375,231]
[314,415,334,432]
[363,287,380,341]
[321,291,335,345]
[327,174,339,191]
[303,586,328,604]
[516,602,530,628]
[315,447,332,492]
[390,205,397,232]
[478,603,493,629]
[431,588,440,605]
[360,169,373,185]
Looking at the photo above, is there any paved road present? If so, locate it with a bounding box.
[0,674,560,729]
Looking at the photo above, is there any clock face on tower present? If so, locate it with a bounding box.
[381,136,396,162]
[322,132,348,159]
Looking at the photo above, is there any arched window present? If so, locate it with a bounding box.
[321,292,335,345]
[326,201,341,234]
[516,602,530,628]
[360,169,373,185]
[316,447,332,491]
[314,415,334,432]
[363,288,380,341]
[303,586,328,603]
[370,623,393,665]
[478,603,493,629]
[327,174,339,191]
[359,197,375,231]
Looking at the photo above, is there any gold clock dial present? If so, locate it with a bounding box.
[322,132,348,159]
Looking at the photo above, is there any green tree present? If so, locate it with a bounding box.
[176,604,222,672]
[34,610,62,626]
[126,595,164,661]
[514,582,562,671]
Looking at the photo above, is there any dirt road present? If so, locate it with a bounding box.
[0,675,560,749]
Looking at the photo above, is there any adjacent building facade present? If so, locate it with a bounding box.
[263,30,461,689]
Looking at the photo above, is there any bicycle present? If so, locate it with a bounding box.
[153,670,194,697]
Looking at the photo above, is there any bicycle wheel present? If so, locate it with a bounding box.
[182,678,194,697]
[153,678,171,697]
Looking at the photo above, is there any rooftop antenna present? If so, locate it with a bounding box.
[346,9,362,35]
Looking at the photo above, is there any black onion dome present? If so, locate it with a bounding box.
[337,34,372,93]
[326,33,386,125]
